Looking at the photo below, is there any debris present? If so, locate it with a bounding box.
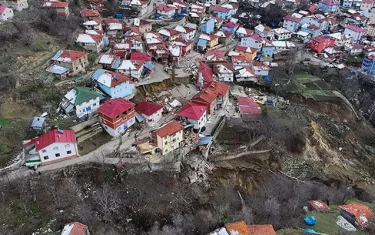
[336,215,356,231]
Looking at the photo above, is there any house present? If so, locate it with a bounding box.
[112,60,144,80]
[367,24,375,37]
[237,97,261,121]
[124,36,144,51]
[131,0,148,16]
[272,41,296,53]
[339,203,374,228]
[76,31,106,53]
[283,15,302,32]
[261,39,275,59]
[112,43,131,58]
[344,24,366,43]
[152,121,184,155]
[135,100,163,127]
[318,0,339,13]
[130,52,152,62]
[361,55,375,75]
[205,49,227,62]
[134,19,152,34]
[346,43,364,55]
[247,225,276,235]
[189,11,203,25]
[361,0,374,11]
[173,0,188,13]
[168,44,182,63]
[158,28,181,42]
[97,54,116,69]
[214,16,224,29]
[235,67,257,83]
[309,35,335,53]
[221,22,240,35]
[225,221,251,235]
[213,63,234,82]
[92,69,135,98]
[156,4,176,18]
[31,117,46,131]
[174,25,196,40]
[177,102,207,131]
[197,34,219,52]
[300,24,321,38]
[213,5,230,19]
[232,55,251,67]
[363,45,375,56]
[215,30,233,46]
[236,26,253,38]
[240,34,263,49]
[83,19,102,31]
[80,9,101,21]
[4,0,28,11]
[49,50,89,76]
[308,200,330,212]
[273,28,292,40]
[98,98,135,137]
[23,129,78,167]
[234,45,257,60]
[172,38,193,56]
[197,61,214,87]
[42,1,69,17]
[251,62,270,76]
[61,222,90,235]
[192,80,229,114]
[254,24,274,40]
[345,13,368,26]
[60,87,101,119]
[328,33,351,47]
[201,17,215,34]
[103,18,124,40]
[300,15,330,31]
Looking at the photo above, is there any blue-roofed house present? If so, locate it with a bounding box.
[142,62,155,78]
[201,17,215,34]
[31,117,46,131]
[92,69,135,99]
[49,50,89,76]
[46,64,70,79]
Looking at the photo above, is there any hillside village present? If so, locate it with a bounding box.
[1,0,375,233]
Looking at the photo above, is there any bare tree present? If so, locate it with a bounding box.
[93,183,120,224]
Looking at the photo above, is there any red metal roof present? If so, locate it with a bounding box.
[130,52,152,62]
[247,224,276,235]
[177,102,207,119]
[284,15,302,23]
[0,6,7,14]
[80,9,100,17]
[135,100,163,116]
[339,203,374,228]
[63,222,89,235]
[346,24,366,33]
[320,0,339,5]
[222,22,240,28]
[238,97,261,114]
[213,5,230,13]
[58,50,88,63]
[308,200,330,211]
[35,129,76,151]
[98,98,135,118]
[225,221,251,235]
[157,4,176,11]
[44,1,69,8]
[198,62,214,83]
[154,120,184,138]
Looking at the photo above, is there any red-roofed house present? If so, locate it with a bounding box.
[205,49,227,62]
[237,97,261,121]
[308,200,330,211]
[231,55,251,67]
[339,203,374,228]
[213,5,230,19]
[76,30,105,53]
[309,35,335,53]
[344,24,366,43]
[135,100,163,127]
[42,1,69,17]
[0,6,14,21]
[283,15,302,32]
[225,221,251,235]
[98,98,136,137]
[61,222,90,235]
[235,67,257,83]
[361,0,374,11]
[177,102,207,131]
[247,224,276,235]
[23,129,78,166]
[135,19,153,34]
[234,45,257,60]
[197,61,214,88]
[347,43,364,55]
[50,50,89,76]
[213,63,235,82]
[80,9,100,21]
[103,18,125,39]
[192,80,229,114]
[156,4,176,18]
[112,43,131,58]
[151,121,184,155]
[130,52,152,62]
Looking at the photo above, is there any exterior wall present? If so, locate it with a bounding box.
[157,9,175,18]
[7,0,28,11]
[368,25,375,37]
[283,20,299,32]
[75,97,100,118]
[78,40,104,53]
[274,32,292,40]
[221,26,237,34]
[139,24,152,33]
[0,7,14,20]
[116,68,142,79]
[362,57,375,75]
[262,46,275,57]
[216,72,234,82]
[208,38,219,47]
[156,130,183,155]
[107,81,134,99]
[214,11,228,19]
[38,142,78,165]
[344,28,364,43]
[201,19,215,34]
[142,108,163,127]
[100,107,136,136]
[361,2,374,11]
[318,3,338,13]
[187,111,207,130]
[102,117,135,136]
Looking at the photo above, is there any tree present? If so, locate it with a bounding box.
[93,183,120,224]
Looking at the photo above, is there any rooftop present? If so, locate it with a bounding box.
[98,98,135,118]
[154,120,184,138]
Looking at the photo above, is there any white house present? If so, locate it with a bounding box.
[240,34,263,49]
[60,87,101,119]
[272,40,296,52]
[4,0,28,11]
[0,5,14,21]
[283,15,302,32]
[300,15,330,31]
[213,63,235,82]
[254,24,274,40]
[156,4,176,18]
[236,26,253,38]
[131,0,148,15]
[135,100,163,127]
[344,24,366,43]
[177,102,207,131]
[113,60,144,80]
[174,25,196,40]
[76,31,105,52]
[250,62,270,76]
[235,67,257,82]
[328,33,351,47]
[24,129,78,167]
[273,28,292,40]
[83,19,102,31]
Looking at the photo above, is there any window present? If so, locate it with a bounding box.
[55,153,60,157]
[42,149,47,153]
[165,141,168,145]
[53,147,58,150]
[67,150,72,154]
[65,144,70,148]
[93,103,97,106]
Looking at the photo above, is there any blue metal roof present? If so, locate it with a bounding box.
[92,69,106,80]
[135,112,145,122]
[46,64,69,75]
[144,62,155,70]
[197,39,207,47]
[51,50,63,61]
[31,117,45,129]
[197,136,213,146]
[111,59,122,69]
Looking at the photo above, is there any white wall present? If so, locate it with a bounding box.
[39,142,77,164]
[75,97,100,118]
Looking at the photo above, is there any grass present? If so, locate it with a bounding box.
[0,118,9,127]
